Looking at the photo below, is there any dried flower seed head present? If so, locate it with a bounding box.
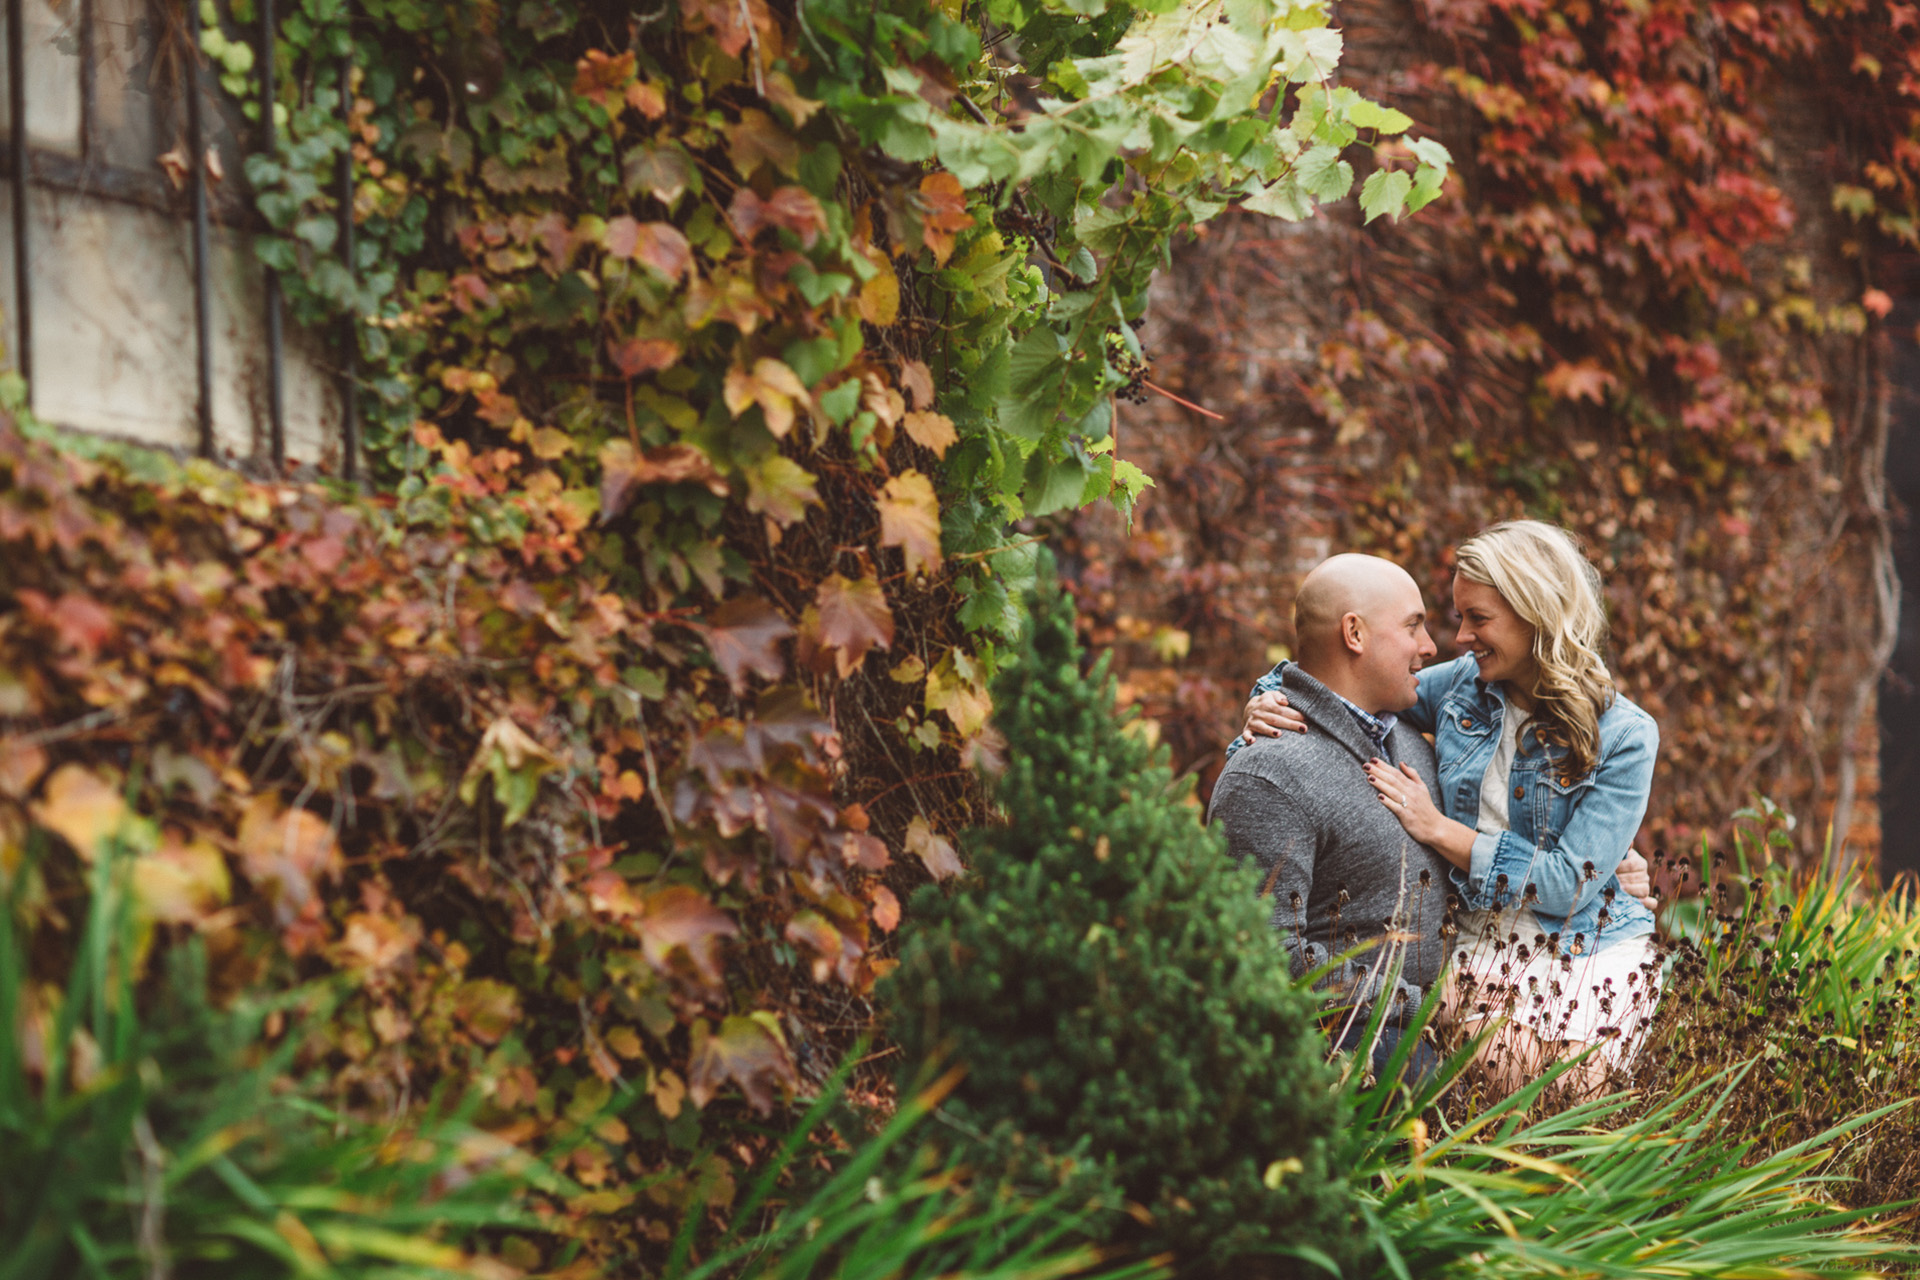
[1419,868,1431,887]
[1582,861,1597,881]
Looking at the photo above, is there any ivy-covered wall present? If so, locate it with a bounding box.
[1071,0,1906,870]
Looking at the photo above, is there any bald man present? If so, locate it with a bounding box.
[1207,555,1454,1032]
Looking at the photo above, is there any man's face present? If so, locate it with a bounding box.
[1356,580,1437,712]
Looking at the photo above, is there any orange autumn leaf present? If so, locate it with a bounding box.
[870,884,901,932]
[878,470,942,576]
[236,793,342,914]
[903,410,959,458]
[31,764,128,862]
[573,49,635,106]
[916,172,973,266]
[608,335,682,379]
[1541,359,1616,404]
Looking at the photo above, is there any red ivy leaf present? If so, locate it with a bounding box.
[729,186,827,248]
[608,335,682,379]
[700,595,793,692]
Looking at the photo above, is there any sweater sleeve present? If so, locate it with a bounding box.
[1209,771,1425,1020]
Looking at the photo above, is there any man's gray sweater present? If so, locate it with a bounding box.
[1207,664,1454,1017]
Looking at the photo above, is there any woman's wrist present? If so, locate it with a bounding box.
[1427,816,1477,870]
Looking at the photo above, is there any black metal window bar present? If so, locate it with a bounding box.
[3,0,355,477]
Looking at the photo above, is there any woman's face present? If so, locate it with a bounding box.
[1452,574,1537,688]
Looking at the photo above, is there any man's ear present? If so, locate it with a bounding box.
[1341,611,1366,656]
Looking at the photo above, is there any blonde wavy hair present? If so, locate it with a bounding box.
[1455,520,1616,781]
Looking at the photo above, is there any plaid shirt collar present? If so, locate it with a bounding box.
[1333,694,1397,756]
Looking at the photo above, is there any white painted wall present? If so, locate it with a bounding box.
[0,0,346,468]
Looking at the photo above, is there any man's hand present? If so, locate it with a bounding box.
[1240,690,1308,743]
[1617,847,1657,912]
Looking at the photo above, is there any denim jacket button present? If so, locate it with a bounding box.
[1461,717,1474,729]
[1513,785,1525,800]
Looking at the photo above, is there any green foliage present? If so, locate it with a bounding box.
[1344,1027,1918,1280]
[668,1056,1164,1280]
[0,834,558,1279]
[885,576,1358,1276]
[1630,805,1920,1211]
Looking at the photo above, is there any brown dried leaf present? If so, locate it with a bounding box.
[727,108,800,177]
[729,186,828,248]
[599,440,728,521]
[723,358,810,438]
[900,359,935,410]
[700,596,793,692]
[237,793,342,908]
[906,814,964,881]
[0,738,47,799]
[608,335,683,379]
[636,885,739,986]
[810,573,894,678]
[687,1014,798,1114]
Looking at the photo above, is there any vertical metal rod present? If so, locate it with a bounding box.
[259,0,284,468]
[77,0,95,158]
[336,48,356,482]
[185,0,215,458]
[8,0,33,406]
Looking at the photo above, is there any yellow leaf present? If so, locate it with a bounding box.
[529,427,574,459]
[878,470,941,577]
[723,358,810,438]
[31,765,128,863]
[926,649,992,736]
[858,250,899,325]
[133,832,231,925]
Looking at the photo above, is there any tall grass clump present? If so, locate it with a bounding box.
[1621,802,1920,1213]
[0,832,558,1279]
[1345,981,1920,1277]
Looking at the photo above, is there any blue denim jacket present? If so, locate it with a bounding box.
[1241,657,1658,954]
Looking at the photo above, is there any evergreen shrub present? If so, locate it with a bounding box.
[885,578,1359,1276]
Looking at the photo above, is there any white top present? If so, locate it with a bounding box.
[1475,692,1531,838]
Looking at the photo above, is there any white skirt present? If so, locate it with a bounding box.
[1449,907,1664,1068]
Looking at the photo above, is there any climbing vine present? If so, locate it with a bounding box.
[3,0,1454,1274]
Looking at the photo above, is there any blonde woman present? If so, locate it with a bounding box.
[1238,521,1662,1084]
